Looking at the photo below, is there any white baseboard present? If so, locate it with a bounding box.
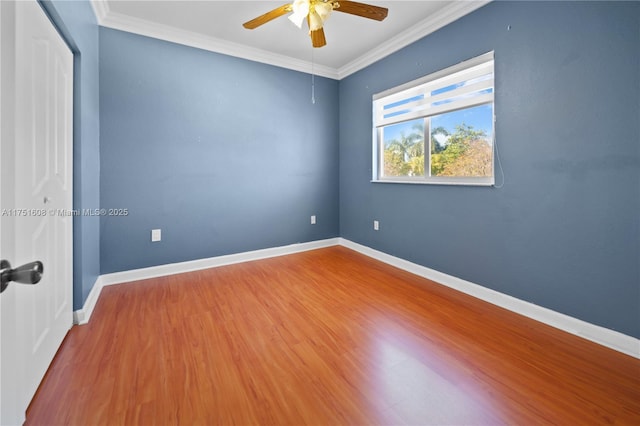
[338,238,640,359]
[73,275,105,325]
[73,238,340,324]
[73,236,639,359]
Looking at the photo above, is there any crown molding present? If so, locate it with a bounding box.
[337,0,491,79]
[90,0,490,80]
[89,0,108,24]
[90,0,338,79]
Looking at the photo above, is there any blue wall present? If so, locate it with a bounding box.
[339,1,640,338]
[42,0,101,311]
[43,0,639,339]
[99,28,339,273]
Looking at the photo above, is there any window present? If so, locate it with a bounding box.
[373,52,495,186]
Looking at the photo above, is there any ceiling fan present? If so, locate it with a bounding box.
[243,0,388,48]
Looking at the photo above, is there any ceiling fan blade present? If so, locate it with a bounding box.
[310,27,327,48]
[333,0,388,21]
[243,4,292,29]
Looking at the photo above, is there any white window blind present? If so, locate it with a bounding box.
[373,52,494,128]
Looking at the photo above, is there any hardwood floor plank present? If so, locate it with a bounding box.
[26,246,640,425]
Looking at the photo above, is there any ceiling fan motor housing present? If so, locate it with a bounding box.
[242,0,388,48]
[290,0,334,30]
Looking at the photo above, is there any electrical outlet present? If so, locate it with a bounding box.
[373,220,379,231]
[151,229,161,242]
[311,215,316,225]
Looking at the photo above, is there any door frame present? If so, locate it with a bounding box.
[0,1,75,423]
[0,0,21,423]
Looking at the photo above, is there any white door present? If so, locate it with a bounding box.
[0,0,73,424]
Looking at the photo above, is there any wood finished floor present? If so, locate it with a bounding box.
[26,246,640,425]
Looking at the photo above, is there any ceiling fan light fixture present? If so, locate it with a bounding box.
[242,0,388,48]
[288,0,310,28]
[314,1,333,22]
[291,0,333,31]
[308,10,323,31]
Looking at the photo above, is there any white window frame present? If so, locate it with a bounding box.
[372,52,495,186]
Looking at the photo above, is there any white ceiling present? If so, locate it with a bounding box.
[91,1,489,79]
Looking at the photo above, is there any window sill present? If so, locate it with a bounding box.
[371,178,494,187]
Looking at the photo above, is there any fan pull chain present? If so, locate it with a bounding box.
[311,48,316,104]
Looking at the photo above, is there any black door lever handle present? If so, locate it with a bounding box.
[0,260,44,293]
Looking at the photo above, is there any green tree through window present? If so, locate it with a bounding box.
[382,120,492,179]
[374,52,494,185]
[430,124,491,177]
